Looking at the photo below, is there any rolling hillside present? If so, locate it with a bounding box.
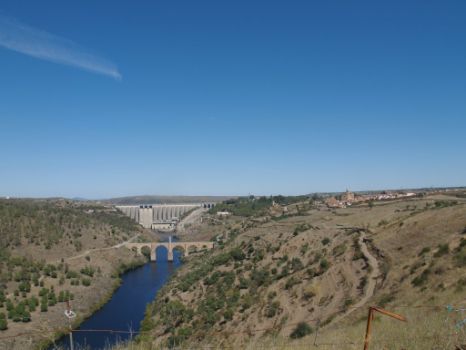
[0,199,147,349]
[128,192,466,349]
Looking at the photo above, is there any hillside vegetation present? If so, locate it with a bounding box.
[126,193,466,349]
[0,199,145,349]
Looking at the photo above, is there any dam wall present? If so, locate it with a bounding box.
[116,203,215,228]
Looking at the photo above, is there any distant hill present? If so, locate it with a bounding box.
[102,195,235,205]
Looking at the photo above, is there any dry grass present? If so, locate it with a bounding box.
[95,305,466,350]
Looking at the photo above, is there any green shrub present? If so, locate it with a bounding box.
[167,327,193,347]
[211,253,231,266]
[291,257,304,271]
[65,270,79,279]
[285,276,300,290]
[265,301,280,318]
[412,268,431,287]
[294,224,310,236]
[434,200,458,208]
[0,316,7,330]
[378,219,388,227]
[21,310,31,322]
[457,238,466,250]
[250,269,270,287]
[290,322,313,338]
[210,197,273,217]
[80,266,95,277]
[455,249,466,267]
[48,292,57,306]
[434,244,449,258]
[418,247,431,256]
[319,259,330,271]
[300,243,309,255]
[18,281,31,293]
[321,238,331,246]
[230,247,245,261]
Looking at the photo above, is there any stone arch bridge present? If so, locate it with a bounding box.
[124,241,214,262]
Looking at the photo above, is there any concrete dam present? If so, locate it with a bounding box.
[116,203,215,229]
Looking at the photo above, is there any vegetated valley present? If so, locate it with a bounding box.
[129,192,466,349]
[0,199,148,349]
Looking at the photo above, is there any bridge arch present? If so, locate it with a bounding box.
[123,241,214,262]
[155,244,170,262]
[172,244,186,257]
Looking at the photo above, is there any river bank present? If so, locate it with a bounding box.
[48,248,182,350]
[41,257,147,350]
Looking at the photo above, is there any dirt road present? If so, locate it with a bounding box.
[177,207,206,234]
[62,233,140,262]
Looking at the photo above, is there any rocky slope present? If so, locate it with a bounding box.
[134,192,466,349]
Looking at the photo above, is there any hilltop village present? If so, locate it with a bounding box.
[324,189,417,208]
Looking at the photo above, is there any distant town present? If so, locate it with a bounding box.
[323,189,416,208]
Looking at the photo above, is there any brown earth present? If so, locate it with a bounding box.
[135,192,466,348]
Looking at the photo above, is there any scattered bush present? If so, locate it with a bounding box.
[290,322,313,339]
[294,224,310,236]
[418,247,431,257]
[434,244,449,258]
[455,249,466,267]
[80,266,95,277]
[0,313,7,330]
[230,247,245,261]
[285,276,300,290]
[265,301,280,318]
[302,286,316,301]
[412,268,431,287]
[434,200,458,208]
[378,219,388,227]
[319,259,330,272]
[291,257,304,271]
[250,269,271,287]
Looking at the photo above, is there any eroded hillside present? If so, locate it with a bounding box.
[135,193,466,349]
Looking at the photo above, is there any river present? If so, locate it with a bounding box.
[51,247,182,350]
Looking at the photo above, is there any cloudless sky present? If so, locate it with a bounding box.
[0,0,465,198]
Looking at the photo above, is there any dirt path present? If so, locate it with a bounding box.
[353,232,380,307]
[61,233,140,262]
[176,207,206,234]
[333,232,380,322]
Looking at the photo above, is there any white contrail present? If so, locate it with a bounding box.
[0,14,121,79]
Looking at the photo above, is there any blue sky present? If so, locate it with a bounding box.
[0,0,465,198]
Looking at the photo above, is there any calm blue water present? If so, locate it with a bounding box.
[51,247,182,350]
